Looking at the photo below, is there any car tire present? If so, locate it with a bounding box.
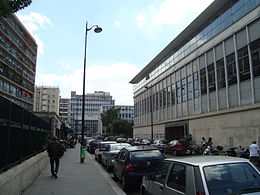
[113,171,118,181]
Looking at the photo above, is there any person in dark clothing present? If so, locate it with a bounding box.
[47,136,64,179]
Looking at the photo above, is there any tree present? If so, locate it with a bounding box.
[101,107,120,134]
[111,119,133,138]
[0,0,32,18]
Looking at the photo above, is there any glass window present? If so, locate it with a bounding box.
[207,63,216,92]
[226,53,237,85]
[154,162,171,184]
[200,68,207,95]
[217,59,226,89]
[167,164,186,193]
[176,81,181,104]
[159,90,163,109]
[171,84,176,105]
[238,46,250,81]
[163,88,167,107]
[167,86,171,106]
[181,78,187,102]
[250,38,260,77]
[130,150,163,159]
[187,75,193,100]
[193,72,199,98]
[204,163,260,195]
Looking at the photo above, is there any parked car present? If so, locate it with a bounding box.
[113,146,165,190]
[88,139,102,154]
[151,139,168,153]
[141,156,260,195]
[101,143,131,171]
[94,141,117,163]
[165,140,190,156]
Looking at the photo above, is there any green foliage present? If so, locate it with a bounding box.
[101,107,133,137]
[101,107,120,134]
[0,0,32,18]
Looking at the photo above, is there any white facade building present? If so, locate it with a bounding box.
[130,0,260,148]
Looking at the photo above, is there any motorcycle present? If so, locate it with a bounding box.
[240,147,250,159]
[225,147,237,157]
[203,146,219,155]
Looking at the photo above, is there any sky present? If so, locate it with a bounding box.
[16,0,214,105]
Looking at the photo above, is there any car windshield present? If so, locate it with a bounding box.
[130,150,163,159]
[203,163,260,195]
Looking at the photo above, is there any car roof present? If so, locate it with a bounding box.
[123,145,160,152]
[100,141,117,144]
[164,156,250,167]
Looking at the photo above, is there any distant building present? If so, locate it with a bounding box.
[33,86,60,115]
[130,0,260,147]
[70,91,115,136]
[59,98,70,123]
[100,105,134,135]
[0,14,37,111]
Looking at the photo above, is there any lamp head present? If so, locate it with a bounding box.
[94,26,102,33]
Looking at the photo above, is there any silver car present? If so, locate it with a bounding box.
[141,156,260,195]
[101,143,131,171]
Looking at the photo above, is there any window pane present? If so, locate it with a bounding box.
[154,162,171,184]
[167,164,186,193]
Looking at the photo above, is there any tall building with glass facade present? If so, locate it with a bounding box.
[0,14,37,111]
[70,91,115,136]
[130,0,260,147]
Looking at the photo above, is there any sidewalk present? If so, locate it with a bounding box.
[22,144,126,195]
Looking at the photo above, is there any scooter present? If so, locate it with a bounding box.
[225,147,237,157]
[203,146,219,155]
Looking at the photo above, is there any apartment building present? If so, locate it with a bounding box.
[59,98,70,123]
[33,86,60,115]
[0,14,37,110]
[130,0,260,147]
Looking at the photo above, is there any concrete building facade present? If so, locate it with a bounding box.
[59,98,70,123]
[70,91,115,136]
[33,86,60,115]
[130,0,260,148]
[0,14,37,111]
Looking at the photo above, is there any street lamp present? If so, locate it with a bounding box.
[80,22,102,163]
[145,86,153,143]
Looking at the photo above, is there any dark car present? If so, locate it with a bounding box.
[113,146,165,190]
[165,140,190,156]
[88,139,102,154]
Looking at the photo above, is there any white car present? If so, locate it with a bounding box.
[141,156,260,195]
[101,143,131,171]
[94,141,116,163]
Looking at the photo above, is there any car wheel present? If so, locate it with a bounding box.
[98,156,102,163]
[113,171,118,181]
[122,175,129,191]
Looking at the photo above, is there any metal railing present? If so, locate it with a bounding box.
[0,95,51,172]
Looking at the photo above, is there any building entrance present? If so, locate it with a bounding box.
[165,121,188,142]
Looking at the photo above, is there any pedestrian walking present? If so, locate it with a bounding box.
[47,136,64,179]
[249,141,260,167]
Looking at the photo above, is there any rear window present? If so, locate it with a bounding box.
[203,162,260,195]
[130,150,163,159]
[111,144,130,150]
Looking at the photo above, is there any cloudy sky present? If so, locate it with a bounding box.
[17,0,214,105]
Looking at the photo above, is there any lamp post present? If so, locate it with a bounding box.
[80,22,102,163]
[145,86,153,143]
